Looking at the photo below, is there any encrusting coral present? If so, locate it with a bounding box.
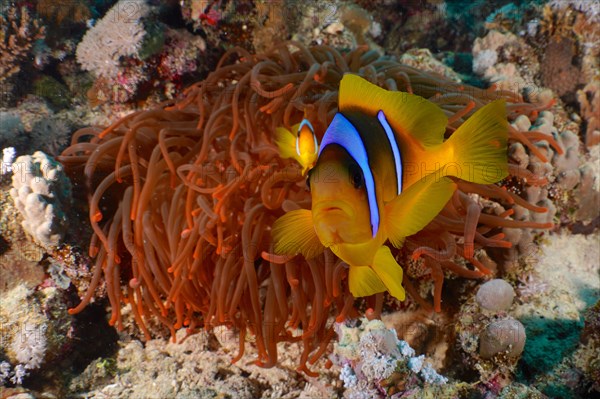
[57,41,561,374]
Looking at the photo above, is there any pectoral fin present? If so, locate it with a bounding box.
[348,265,387,297]
[371,246,405,301]
[272,209,324,259]
[385,175,457,248]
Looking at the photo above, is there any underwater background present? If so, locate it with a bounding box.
[0,0,599,398]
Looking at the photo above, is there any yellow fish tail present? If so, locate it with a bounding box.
[444,99,509,184]
[274,126,298,160]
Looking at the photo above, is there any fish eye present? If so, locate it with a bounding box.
[348,163,364,189]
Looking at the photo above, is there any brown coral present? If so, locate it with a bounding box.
[36,0,91,26]
[540,36,582,98]
[57,42,560,373]
[576,80,600,147]
[0,6,46,82]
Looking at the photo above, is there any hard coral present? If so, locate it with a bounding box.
[0,6,46,82]
[0,5,46,106]
[10,151,73,248]
[576,80,600,147]
[540,36,582,98]
[58,42,559,373]
[332,318,448,398]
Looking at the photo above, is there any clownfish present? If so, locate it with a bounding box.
[275,117,319,175]
[272,74,508,301]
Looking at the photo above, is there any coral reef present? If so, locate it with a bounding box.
[472,29,539,93]
[0,5,46,105]
[0,284,73,386]
[181,0,255,49]
[539,35,582,98]
[67,328,341,398]
[511,231,599,397]
[580,300,600,393]
[456,278,526,391]
[0,111,26,151]
[76,0,209,106]
[56,39,558,377]
[2,147,16,175]
[36,0,91,27]
[9,151,72,248]
[332,318,448,398]
[0,1,597,397]
[577,81,600,147]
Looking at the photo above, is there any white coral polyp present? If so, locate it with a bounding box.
[2,147,16,174]
[11,322,48,370]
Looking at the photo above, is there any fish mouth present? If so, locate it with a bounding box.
[312,200,354,218]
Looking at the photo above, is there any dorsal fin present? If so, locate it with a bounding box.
[338,74,448,148]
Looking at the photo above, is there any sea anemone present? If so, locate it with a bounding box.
[57,42,561,374]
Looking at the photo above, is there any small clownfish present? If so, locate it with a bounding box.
[275,118,319,175]
[272,74,509,301]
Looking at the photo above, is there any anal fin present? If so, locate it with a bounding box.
[348,265,387,298]
[371,246,405,301]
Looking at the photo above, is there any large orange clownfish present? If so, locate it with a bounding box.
[273,74,508,301]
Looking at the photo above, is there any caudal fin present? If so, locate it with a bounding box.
[274,126,298,160]
[445,100,509,184]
